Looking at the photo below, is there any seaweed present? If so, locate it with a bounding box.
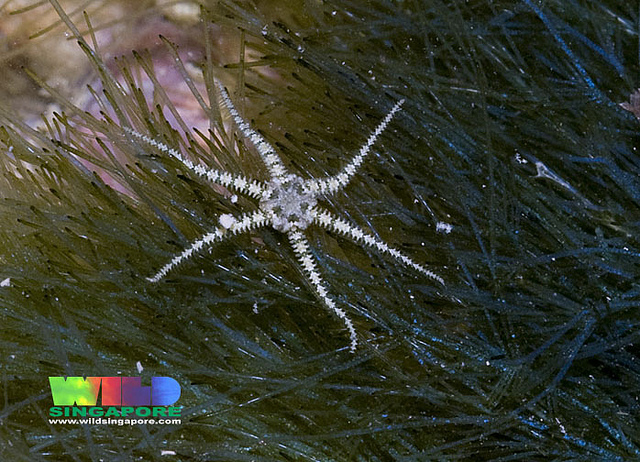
[1,0,639,459]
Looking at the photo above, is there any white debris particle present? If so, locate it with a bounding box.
[219,214,235,229]
[161,450,177,456]
[136,361,143,373]
[514,152,528,164]
[534,161,575,192]
[0,278,10,287]
[436,222,453,234]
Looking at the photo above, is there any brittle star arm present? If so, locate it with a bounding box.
[287,229,358,352]
[215,81,289,182]
[305,99,405,196]
[311,207,445,286]
[124,127,266,199]
[148,210,270,282]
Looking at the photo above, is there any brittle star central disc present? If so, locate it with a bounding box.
[260,175,317,232]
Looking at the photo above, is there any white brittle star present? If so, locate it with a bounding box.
[125,81,443,352]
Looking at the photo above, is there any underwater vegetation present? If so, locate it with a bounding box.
[1,0,640,459]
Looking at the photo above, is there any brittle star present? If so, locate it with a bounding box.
[125,82,444,352]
